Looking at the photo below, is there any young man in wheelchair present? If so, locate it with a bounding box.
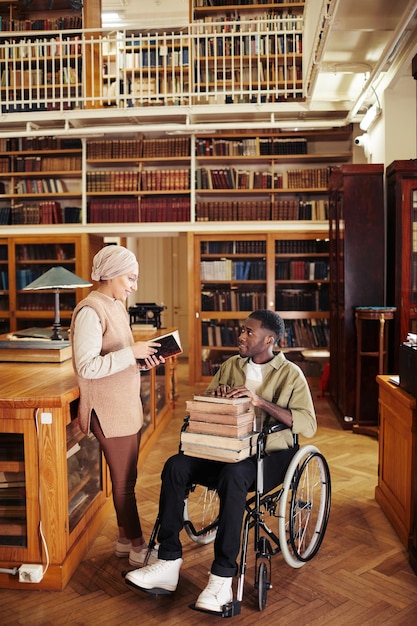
[125,309,317,614]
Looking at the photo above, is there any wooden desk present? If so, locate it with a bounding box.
[0,331,176,590]
[375,375,416,554]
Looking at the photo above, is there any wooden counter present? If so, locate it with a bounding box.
[0,330,176,590]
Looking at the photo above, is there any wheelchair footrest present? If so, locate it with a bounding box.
[123,573,173,596]
[189,600,242,618]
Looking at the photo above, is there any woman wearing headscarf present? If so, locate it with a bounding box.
[71,244,163,566]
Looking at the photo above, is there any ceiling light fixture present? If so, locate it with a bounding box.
[359,103,381,131]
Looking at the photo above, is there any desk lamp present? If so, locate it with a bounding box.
[22,266,92,340]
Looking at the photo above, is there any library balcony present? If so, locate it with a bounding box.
[0,16,343,137]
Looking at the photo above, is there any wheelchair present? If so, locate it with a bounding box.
[138,420,331,617]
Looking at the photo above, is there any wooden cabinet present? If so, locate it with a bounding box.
[0,360,112,590]
[386,160,417,371]
[0,334,175,590]
[375,375,416,551]
[191,1,305,103]
[0,234,102,333]
[328,164,385,428]
[188,230,329,384]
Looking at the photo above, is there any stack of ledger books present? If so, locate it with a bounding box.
[181,394,257,463]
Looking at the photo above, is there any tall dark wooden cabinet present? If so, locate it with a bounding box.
[328,164,385,428]
[386,160,417,371]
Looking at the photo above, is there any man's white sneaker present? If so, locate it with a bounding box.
[195,573,233,613]
[125,558,182,593]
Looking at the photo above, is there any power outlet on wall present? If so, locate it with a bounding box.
[18,564,43,583]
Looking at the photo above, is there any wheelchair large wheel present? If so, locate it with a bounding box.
[278,445,331,568]
[183,484,219,544]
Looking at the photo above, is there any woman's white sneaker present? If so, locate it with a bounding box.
[195,573,233,612]
[125,558,182,593]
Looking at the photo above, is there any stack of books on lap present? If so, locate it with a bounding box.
[181,395,257,462]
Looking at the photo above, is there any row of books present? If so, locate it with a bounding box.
[275,287,329,312]
[196,200,271,221]
[121,48,189,69]
[140,197,191,222]
[11,156,82,172]
[201,240,266,254]
[196,31,301,58]
[16,243,74,261]
[87,139,144,160]
[202,320,240,347]
[195,62,301,86]
[201,259,266,280]
[0,137,81,152]
[194,13,302,34]
[275,239,329,254]
[194,0,303,7]
[0,270,8,290]
[87,171,140,193]
[14,178,65,195]
[275,260,329,281]
[196,167,329,190]
[2,204,80,225]
[17,292,75,311]
[0,16,82,32]
[272,199,329,221]
[283,318,330,349]
[287,168,331,189]
[141,169,190,191]
[1,36,82,60]
[88,198,139,223]
[142,137,190,158]
[195,136,307,157]
[201,289,267,311]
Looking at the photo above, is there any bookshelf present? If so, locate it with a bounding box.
[191,1,305,104]
[328,164,385,430]
[1,233,102,334]
[0,0,84,114]
[194,127,352,222]
[385,160,417,371]
[0,137,83,225]
[86,136,192,224]
[102,29,190,107]
[188,230,330,384]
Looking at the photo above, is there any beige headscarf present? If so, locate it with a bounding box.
[91,245,138,281]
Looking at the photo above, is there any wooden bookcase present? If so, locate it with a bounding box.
[191,1,305,103]
[86,136,191,224]
[0,127,351,227]
[0,0,84,114]
[194,127,352,222]
[102,30,190,107]
[328,164,385,429]
[385,159,417,371]
[0,233,102,334]
[188,230,330,384]
[0,138,83,225]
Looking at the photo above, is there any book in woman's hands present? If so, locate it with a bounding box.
[137,329,182,365]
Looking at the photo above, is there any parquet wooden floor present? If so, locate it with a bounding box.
[2,360,417,625]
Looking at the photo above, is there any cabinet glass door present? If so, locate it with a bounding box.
[411,187,417,307]
[0,434,26,547]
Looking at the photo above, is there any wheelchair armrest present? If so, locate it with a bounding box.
[256,423,298,458]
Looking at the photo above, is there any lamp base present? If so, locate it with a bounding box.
[51,323,64,341]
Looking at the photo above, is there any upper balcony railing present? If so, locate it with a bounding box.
[0,16,304,115]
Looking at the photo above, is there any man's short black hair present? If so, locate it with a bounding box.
[248,309,285,344]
